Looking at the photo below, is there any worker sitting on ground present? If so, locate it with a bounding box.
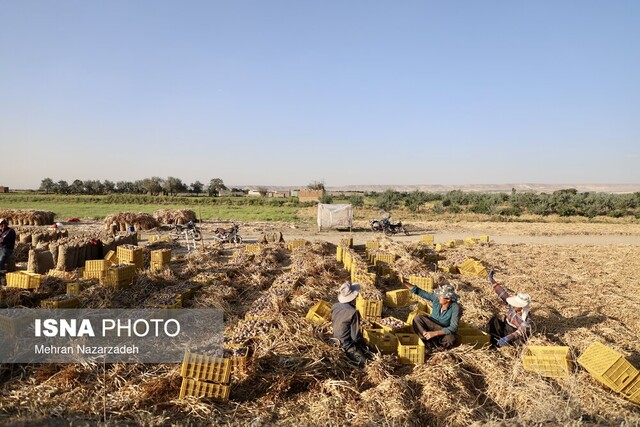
[331,282,371,367]
[487,269,532,349]
[404,281,461,352]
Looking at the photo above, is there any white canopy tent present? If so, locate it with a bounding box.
[317,203,353,231]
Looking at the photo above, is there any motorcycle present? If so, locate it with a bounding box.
[169,220,202,241]
[369,218,383,232]
[213,223,243,244]
[370,217,408,235]
[381,218,409,236]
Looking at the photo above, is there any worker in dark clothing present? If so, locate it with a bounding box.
[332,282,370,367]
[0,218,16,271]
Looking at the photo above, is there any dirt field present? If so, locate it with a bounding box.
[1,219,639,426]
[189,218,640,246]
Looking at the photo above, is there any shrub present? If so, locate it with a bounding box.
[497,207,522,216]
[320,194,334,204]
[432,203,444,214]
[608,210,626,218]
[376,190,402,213]
[448,204,462,214]
[348,194,364,208]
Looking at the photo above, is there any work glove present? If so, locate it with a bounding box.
[497,337,510,347]
[488,269,495,282]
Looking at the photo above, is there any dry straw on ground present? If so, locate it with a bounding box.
[0,222,638,426]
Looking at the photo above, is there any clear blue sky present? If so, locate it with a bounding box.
[1,1,638,189]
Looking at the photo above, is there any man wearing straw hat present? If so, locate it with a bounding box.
[404,282,462,351]
[0,218,16,272]
[487,270,532,349]
[332,282,370,367]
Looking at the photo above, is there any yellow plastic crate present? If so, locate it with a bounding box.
[416,300,433,315]
[464,237,479,246]
[148,235,172,243]
[66,281,94,295]
[47,269,76,280]
[181,351,232,384]
[437,260,458,274]
[341,250,351,270]
[305,300,332,326]
[406,309,428,326]
[40,296,80,309]
[365,241,380,250]
[353,260,368,274]
[150,261,170,272]
[83,269,106,280]
[104,250,118,263]
[23,271,43,288]
[6,271,42,289]
[420,234,434,245]
[356,294,383,321]
[6,272,30,289]
[85,259,110,272]
[457,259,488,278]
[396,333,425,365]
[385,288,412,308]
[363,328,398,355]
[434,243,444,251]
[374,253,395,266]
[521,345,573,378]
[244,244,262,254]
[407,276,434,293]
[577,342,639,393]
[365,249,374,263]
[455,321,491,349]
[224,344,249,375]
[336,245,343,263]
[621,375,640,404]
[150,249,171,263]
[479,235,490,243]
[116,245,144,269]
[286,239,307,251]
[101,264,136,288]
[179,378,230,402]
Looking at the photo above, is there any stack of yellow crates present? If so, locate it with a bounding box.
[180,351,232,402]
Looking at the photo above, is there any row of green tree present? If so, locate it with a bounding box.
[349,188,640,218]
[36,178,640,218]
[39,177,230,196]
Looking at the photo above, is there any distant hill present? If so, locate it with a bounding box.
[242,184,640,194]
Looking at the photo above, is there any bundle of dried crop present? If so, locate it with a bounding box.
[153,209,197,225]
